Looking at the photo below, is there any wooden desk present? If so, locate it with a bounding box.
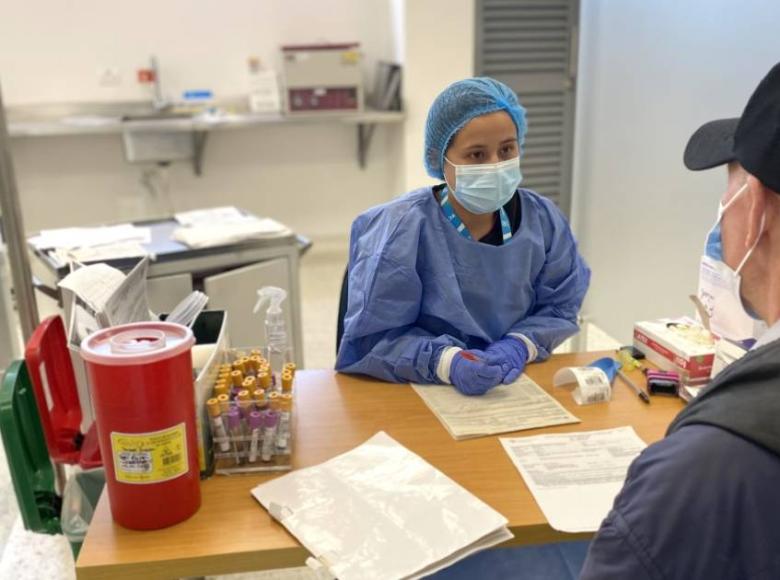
[76,351,684,580]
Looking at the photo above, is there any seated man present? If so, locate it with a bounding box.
[581,62,780,579]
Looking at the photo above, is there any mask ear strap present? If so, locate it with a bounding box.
[736,212,766,274]
[721,182,750,215]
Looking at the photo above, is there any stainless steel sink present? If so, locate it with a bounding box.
[121,112,196,164]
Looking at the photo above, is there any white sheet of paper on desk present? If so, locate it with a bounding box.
[412,375,580,440]
[500,426,647,533]
[251,432,512,580]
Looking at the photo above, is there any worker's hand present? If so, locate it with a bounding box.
[449,350,504,396]
[484,337,529,384]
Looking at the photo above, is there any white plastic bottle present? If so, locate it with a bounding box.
[254,286,294,387]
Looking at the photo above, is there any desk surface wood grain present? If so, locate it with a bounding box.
[76,351,684,580]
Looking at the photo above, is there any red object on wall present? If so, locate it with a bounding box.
[137,69,156,84]
[80,322,200,530]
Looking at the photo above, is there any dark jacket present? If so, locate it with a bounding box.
[580,337,780,580]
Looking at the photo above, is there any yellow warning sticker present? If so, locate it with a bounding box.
[111,423,188,485]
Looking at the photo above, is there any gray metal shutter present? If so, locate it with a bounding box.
[475,0,579,217]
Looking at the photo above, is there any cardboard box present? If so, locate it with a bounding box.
[633,317,715,384]
[188,310,230,476]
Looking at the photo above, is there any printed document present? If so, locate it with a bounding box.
[500,427,647,532]
[413,375,580,440]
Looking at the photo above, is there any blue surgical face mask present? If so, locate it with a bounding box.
[699,182,767,343]
[444,156,522,214]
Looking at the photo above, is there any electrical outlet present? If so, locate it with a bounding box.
[97,66,121,87]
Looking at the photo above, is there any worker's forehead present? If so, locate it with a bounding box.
[450,111,517,147]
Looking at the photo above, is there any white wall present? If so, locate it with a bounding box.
[400,0,475,192]
[572,0,780,342]
[1,0,400,241]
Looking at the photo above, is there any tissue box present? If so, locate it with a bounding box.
[633,317,715,384]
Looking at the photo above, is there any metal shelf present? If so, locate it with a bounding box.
[6,101,404,173]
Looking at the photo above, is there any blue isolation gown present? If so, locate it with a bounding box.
[335,187,591,383]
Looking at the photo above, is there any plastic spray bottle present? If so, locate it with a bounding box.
[253,287,293,388]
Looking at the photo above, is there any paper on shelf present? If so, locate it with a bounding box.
[51,241,149,264]
[172,216,290,249]
[29,223,151,251]
[174,206,246,226]
[500,426,647,533]
[412,375,580,440]
[251,432,512,580]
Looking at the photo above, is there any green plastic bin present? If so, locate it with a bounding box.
[0,360,104,558]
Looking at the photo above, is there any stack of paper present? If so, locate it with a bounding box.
[251,432,512,580]
[172,206,291,249]
[500,427,647,532]
[59,258,154,346]
[412,375,580,440]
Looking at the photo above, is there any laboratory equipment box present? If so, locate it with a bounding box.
[281,43,364,114]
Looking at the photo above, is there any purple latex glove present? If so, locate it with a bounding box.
[449,350,504,396]
[484,337,529,384]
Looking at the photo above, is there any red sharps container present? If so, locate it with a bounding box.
[80,322,201,530]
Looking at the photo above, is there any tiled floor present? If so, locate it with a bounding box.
[0,239,619,579]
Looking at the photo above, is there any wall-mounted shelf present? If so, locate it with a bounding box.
[6,100,404,173]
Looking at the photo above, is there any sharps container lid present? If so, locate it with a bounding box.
[80,322,195,366]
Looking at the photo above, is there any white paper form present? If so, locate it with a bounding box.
[58,258,153,344]
[252,432,512,580]
[500,427,647,532]
[412,375,580,440]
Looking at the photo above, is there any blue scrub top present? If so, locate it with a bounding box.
[336,187,590,384]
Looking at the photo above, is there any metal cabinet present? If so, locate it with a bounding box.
[28,216,308,368]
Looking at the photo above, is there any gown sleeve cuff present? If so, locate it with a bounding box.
[508,333,538,362]
[436,346,463,384]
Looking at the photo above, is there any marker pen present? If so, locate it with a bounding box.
[206,398,230,452]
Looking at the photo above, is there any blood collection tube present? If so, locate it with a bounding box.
[261,411,279,462]
[281,372,293,393]
[226,407,243,464]
[247,411,263,463]
[207,398,230,452]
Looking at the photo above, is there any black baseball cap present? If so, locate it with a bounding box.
[684,61,780,193]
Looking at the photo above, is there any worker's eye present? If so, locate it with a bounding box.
[500,144,517,158]
[468,150,486,162]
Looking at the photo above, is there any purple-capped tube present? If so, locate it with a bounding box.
[261,411,279,462]
[247,411,263,463]
[227,407,243,464]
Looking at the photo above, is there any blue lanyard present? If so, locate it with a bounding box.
[440,188,513,244]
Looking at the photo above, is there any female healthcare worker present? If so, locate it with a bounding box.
[335,78,590,395]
